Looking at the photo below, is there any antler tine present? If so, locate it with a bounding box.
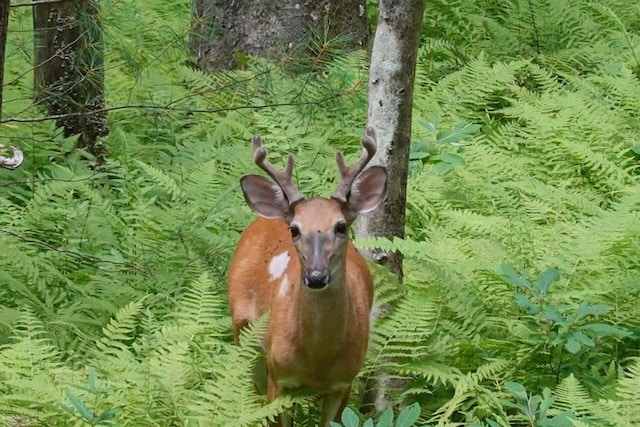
[252,135,304,204]
[331,127,378,203]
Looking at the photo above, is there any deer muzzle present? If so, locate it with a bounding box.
[304,267,331,289]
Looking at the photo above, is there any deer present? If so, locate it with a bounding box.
[227,127,387,427]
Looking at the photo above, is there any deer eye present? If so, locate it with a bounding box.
[289,225,301,239]
[334,221,348,235]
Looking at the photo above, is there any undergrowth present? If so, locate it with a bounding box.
[1,0,639,425]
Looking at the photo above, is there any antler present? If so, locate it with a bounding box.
[252,135,304,205]
[331,127,378,203]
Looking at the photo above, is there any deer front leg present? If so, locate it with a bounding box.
[319,386,351,427]
[268,377,292,427]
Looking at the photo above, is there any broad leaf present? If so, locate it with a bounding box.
[535,267,559,296]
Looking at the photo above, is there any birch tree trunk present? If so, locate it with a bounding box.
[356,0,424,414]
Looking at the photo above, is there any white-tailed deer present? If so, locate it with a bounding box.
[228,127,387,426]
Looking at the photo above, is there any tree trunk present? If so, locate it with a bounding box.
[189,0,370,71]
[33,0,108,158]
[0,0,9,120]
[356,0,424,414]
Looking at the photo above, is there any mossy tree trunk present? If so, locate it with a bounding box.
[33,0,108,159]
[355,0,424,414]
[189,0,370,71]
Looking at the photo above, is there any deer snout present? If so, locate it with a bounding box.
[304,268,331,289]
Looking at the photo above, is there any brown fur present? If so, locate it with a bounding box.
[228,200,374,427]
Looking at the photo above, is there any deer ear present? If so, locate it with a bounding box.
[240,175,291,219]
[346,166,387,217]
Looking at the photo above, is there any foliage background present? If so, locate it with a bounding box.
[0,0,639,425]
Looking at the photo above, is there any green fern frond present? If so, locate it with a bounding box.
[370,293,440,366]
[135,160,184,202]
[190,317,288,426]
[0,310,62,377]
[172,272,228,328]
[96,298,146,358]
[0,310,76,424]
[590,358,640,424]
[553,374,598,420]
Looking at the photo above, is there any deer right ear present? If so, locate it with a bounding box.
[346,166,387,217]
[240,175,291,219]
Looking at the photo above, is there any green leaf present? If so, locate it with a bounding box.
[514,293,538,314]
[543,306,564,324]
[432,162,453,175]
[418,115,438,132]
[65,391,94,422]
[576,302,609,319]
[395,403,421,427]
[539,388,553,415]
[88,369,99,392]
[535,267,559,296]
[342,407,360,427]
[500,264,530,290]
[409,151,430,161]
[427,115,439,131]
[96,408,121,422]
[547,411,576,425]
[578,323,631,337]
[565,337,581,353]
[432,152,465,165]
[364,418,374,427]
[505,381,528,403]
[436,121,480,145]
[572,331,595,347]
[526,395,541,419]
[377,407,394,427]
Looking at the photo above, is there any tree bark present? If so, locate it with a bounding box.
[33,0,108,158]
[189,0,370,71]
[0,0,9,120]
[356,0,424,414]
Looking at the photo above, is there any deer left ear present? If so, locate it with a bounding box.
[346,166,387,217]
[240,174,291,219]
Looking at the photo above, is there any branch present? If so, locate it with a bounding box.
[0,227,150,274]
[0,89,355,124]
[10,0,77,8]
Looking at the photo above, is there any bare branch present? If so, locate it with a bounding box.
[0,90,356,124]
[0,227,150,274]
[10,0,77,8]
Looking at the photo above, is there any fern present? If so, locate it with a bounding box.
[553,375,599,420]
[2,0,640,425]
[96,298,145,359]
[0,311,75,424]
[592,359,640,425]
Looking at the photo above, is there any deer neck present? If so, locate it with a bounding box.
[294,265,349,355]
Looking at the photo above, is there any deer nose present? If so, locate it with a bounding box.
[304,268,330,289]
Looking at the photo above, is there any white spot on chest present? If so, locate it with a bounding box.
[278,276,291,297]
[277,377,301,389]
[268,251,290,281]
